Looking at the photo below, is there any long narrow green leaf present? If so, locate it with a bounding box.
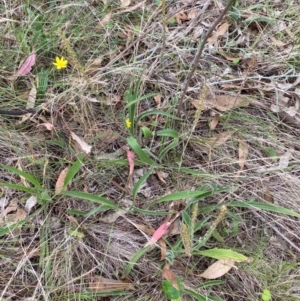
[150,190,213,206]
[124,93,158,108]
[127,137,157,166]
[62,191,119,209]
[0,220,26,237]
[1,164,41,188]
[64,154,84,188]
[132,167,153,202]
[130,206,175,216]
[122,246,150,278]
[197,248,248,262]
[136,110,181,123]
[196,280,224,289]
[228,201,300,218]
[157,129,179,138]
[159,138,179,159]
[0,182,37,194]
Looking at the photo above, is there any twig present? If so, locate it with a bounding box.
[177,0,235,115]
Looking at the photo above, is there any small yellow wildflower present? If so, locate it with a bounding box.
[125,119,131,128]
[53,56,68,70]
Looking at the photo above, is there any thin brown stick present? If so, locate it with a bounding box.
[177,0,235,115]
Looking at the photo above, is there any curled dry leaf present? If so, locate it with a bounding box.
[199,258,235,279]
[162,264,179,290]
[209,113,220,130]
[25,195,37,213]
[89,275,135,292]
[155,169,168,184]
[55,167,69,194]
[70,131,92,154]
[207,22,231,44]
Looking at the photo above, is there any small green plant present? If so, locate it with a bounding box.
[261,289,272,301]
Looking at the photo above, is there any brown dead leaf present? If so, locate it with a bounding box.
[86,57,103,74]
[187,8,198,20]
[154,94,162,108]
[0,199,27,226]
[201,95,250,112]
[208,22,231,44]
[121,0,131,7]
[205,131,234,149]
[199,258,235,279]
[270,37,286,47]
[175,12,188,25]
[19,83,37,123]
[89,276,135,292]
[117,1,145,13]
[237,135,248,175]
[98,130,120,144]
[155,170,168,184]
[17,160,29,187]
[162,264,179,290]
[97,13,111,28]
[55,167,69,194]
[209,113,220,130]
[66,214,79,225]
[106,94,121,105]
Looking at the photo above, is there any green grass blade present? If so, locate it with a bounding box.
[157,129,179,138]
[1,164,41,188]
[122,246,150,278]
[132,167,153,202]
[124,93,158,108]
[196,248,248,262]
[228,201,300,218]
[63,154,84,188]
[62,191,119,209]
[127,137,157,166]
[159,138,179,159]
[150,189,218,207]
[0,182,37,194]
[130,206,175,216]
[136,110,182,123]
[196,280,224,289]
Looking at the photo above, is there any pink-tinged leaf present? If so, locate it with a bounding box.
[126,150,135,175]
[145,221,172,247]
[16,53,36,76]
[39,122,54,131]
[122,146,135,176]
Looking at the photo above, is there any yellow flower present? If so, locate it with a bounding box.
[125,119,131,128]
[53,56,68,70]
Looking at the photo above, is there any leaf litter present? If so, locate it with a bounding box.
[1,1,299,300]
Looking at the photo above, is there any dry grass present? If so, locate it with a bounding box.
[0,0,300,300]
